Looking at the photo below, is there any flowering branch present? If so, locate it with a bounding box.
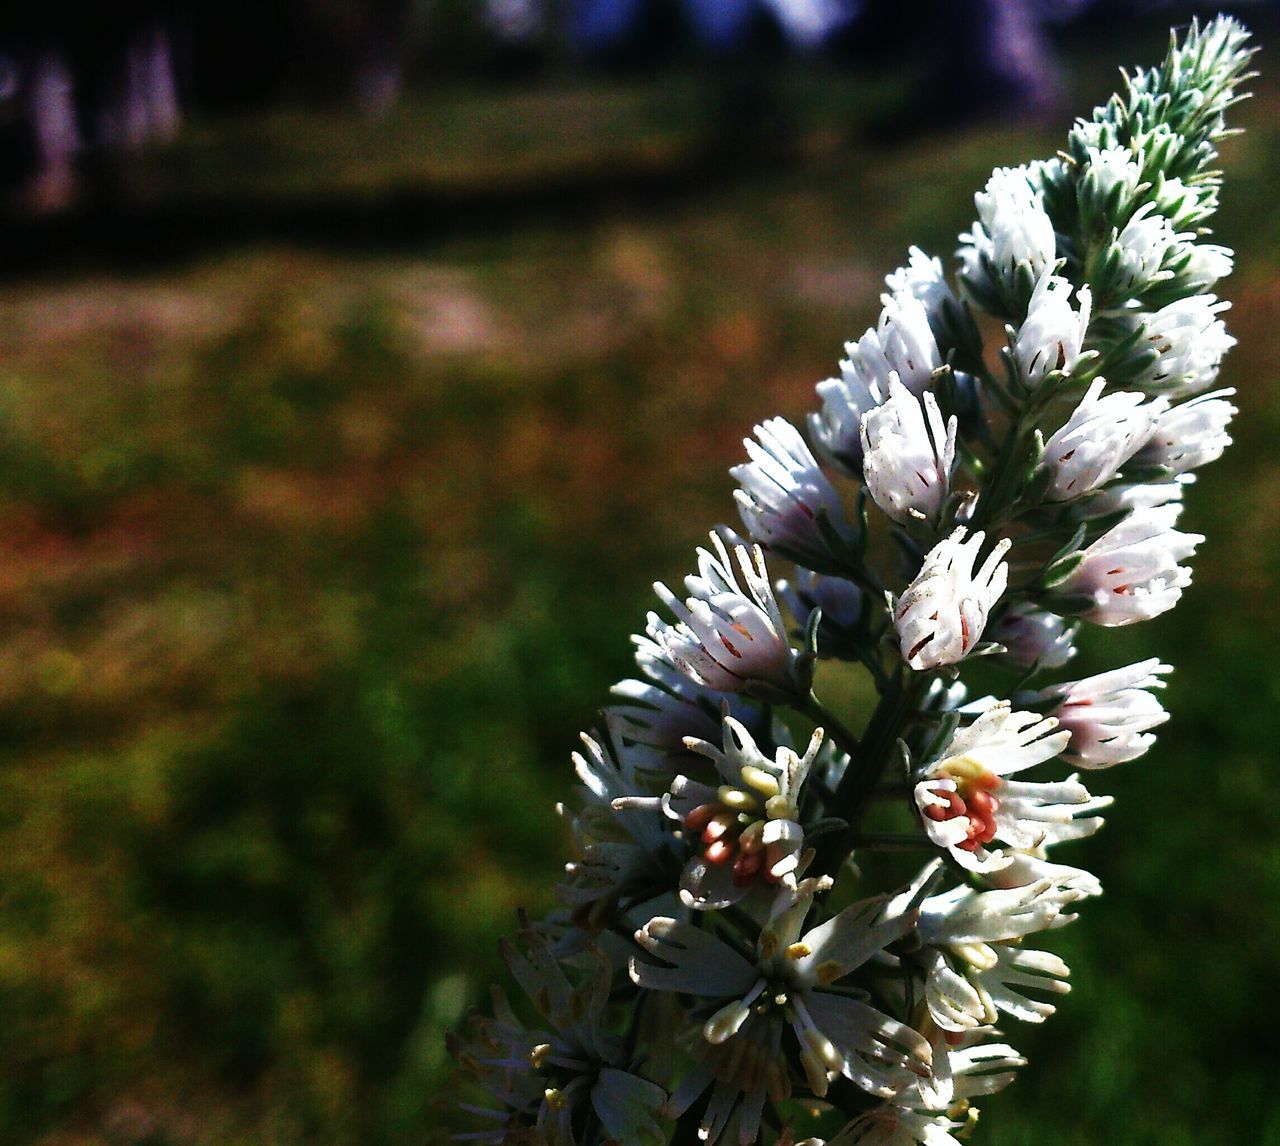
[450,17,1254,1146]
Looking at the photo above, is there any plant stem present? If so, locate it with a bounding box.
[812,667,927,876]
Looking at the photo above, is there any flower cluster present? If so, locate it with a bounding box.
[450,18,1252,1145]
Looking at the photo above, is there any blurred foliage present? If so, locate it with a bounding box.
[1,17,1279,1146]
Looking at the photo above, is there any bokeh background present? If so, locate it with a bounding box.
[1,1,1278,1143]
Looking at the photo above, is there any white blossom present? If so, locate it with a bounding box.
[732,417,854,565]
[1039,658,1171,767]
[1010,271,1093,387]
[1079,144,1146,209]
[1182,241,1234,290]
[860,381,957,525]
[651,533,797,694]
[913,702,1108,873]
[662,718,824,909]
[811,293,942,476]
[1055,505,1203,625]
[1080,474,1189,521]
[960,165,1058,284]
[918,879,1085,1032]
[1138,294,1236,393]
[1041,379,1166,501]
[988,603,1076,670]
[1135,388,1237,474]
[895,530,1010,670]
[1109,202,1188,294]
[632,878,931,1118]
[449,929,667,1146]
[884,246,959,319]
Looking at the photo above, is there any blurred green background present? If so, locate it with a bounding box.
[2,7,1279,1145]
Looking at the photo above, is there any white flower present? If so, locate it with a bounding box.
[1039,658,1171,767]
[450,929,667,1146]
[1138,294,1236,393]
[988,603,1076,670]
[1182,241,1234,290]
[1041,379,1167,501]
[732,417,854,565]
[827,1040,1022,1144]
[860,380,957,525]
[895,530,1010,670]
[1135,388,1237,474]
[1080,474,1189,520]
[1055,505,1203,625]
[1079,144,1146,210]
[884,246,958,319]
[662,717,823,909]
[913,701,1108,873]
[811,293,943,476]
[651,533,797,694]
[559,726,684,931]
[918,879,1084,1031]
[632,879,931,1114]
[1109,203,1187,294]
[1010,271,1092,387]
[960,165,1057,285]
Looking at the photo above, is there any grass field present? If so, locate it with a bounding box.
[2,19,1279,1146]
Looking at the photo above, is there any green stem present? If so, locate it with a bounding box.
[812,668,927,876]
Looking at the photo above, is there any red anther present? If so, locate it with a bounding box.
[968,808,998,844]
[732,851,763,886]
[684,804,721,834]
[926,789,967,821]
[721,636,742,658]
[705,839,734,865]
[967,789,997,817]
[960,615,971,649]
[956,836,983,852]
[944,1030,967,1047]
[971,771,1002,792]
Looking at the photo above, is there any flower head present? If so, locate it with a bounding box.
[860,381,957,526]
[664,717,824,909]
[895,530,1010,670]
[913,702,1108,873]
[987,603,1076,671]
[1137,294,1235,393]
[1038,658,1171,767]
[1054,505,1203,626]
[1010,271,1092,388]
[1135,388,1237,474]
[811,291,943,476]
[732,417,855,566]
[1040,379,1166,501]
[651,533,797,695]
[960,166,1058,290]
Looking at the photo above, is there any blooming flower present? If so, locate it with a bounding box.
[860,381,957,526]
[558,726,684,933]
[913,702,1108,873]
[1137,294,1236,393]
[631,878,931,1120]
[823,1040,1023,1145]
[917,879,1085,1031]
[1037,658,1171,767]
[1054,505,1203,625]
[1040,379,1166,501]
[884,246,960,321]
[662,717,824,909]
[732,417,855,566]
[449,928,667,1145]
[1108,202,1188,294]
[810,290,943,478]
[1010,271,1092,388]
[651,532,798,695]
[1134,388,1237,474]
[959,166,1058,289]
[895,530,1010,670]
